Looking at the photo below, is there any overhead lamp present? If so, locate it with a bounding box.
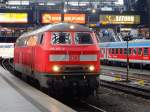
[64,9,67,13]
[92,9,96,13]
[70,25,75,29]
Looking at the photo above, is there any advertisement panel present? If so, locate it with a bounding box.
[42,13,61,23]
[100,15,140,24]
[0,13,28,23]
[64,14,85,24]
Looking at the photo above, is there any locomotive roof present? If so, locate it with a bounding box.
[20,23,91,38]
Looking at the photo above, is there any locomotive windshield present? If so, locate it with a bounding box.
[52,32,71,44]
[75,32,93,44]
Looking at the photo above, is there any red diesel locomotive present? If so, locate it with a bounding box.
[14,23,100,96]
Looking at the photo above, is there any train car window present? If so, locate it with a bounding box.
[52,32,71,44]
[124,48,127,54]
[75,32,93,44]
[138,48,142,55]
[112,48,114,54]
[120,48,122,54]
[133,48,136,55]
[116,48,118,54]
[129,48,132,55]
[109,48,111,54]
[144,48,148,55]
[100,49,103,54]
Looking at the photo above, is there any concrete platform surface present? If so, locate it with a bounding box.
[0,66,76,112]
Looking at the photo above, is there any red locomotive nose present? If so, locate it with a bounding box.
[46,31,100,74]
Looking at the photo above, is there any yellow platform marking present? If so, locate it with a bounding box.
[137,80,145,86]
[115,75,121,81]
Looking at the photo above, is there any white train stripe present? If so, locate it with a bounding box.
[100,58,150,64]
[80,55,97,61]
[49,55,69,61]
[49,54,97,61]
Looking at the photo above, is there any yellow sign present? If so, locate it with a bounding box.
[100,15,140,24]
[0,13,28,23]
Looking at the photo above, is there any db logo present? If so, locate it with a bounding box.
[69,55,79,61]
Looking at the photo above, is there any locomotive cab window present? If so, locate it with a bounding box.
[52,32,71,44]
[75,32,93,44]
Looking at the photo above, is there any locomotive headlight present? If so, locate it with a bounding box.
[52,65,60,72]
[89,65,95,71]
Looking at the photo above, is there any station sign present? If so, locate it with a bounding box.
[64,14,85,24]
[42,13,85,24]
[0,13,28,23]
[42,13,61,23]
[100,15,140,24]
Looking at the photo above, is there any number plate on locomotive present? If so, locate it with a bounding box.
[69,55,79,61]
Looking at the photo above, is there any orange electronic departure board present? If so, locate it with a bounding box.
[64,14,85,24]
[42,13,61,23]
[42,13,85,24]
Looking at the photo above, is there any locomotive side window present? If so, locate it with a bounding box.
[144,48,148,55]
[52,32,71,44]
[26,35,37,46]
[16,38,26,47]
[37,33,43,44]
[75,33,93,44]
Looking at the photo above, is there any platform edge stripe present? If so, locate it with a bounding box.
[0,66,76,112]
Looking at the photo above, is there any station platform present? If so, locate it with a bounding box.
[101,65,150,76]
[0,66,76,112]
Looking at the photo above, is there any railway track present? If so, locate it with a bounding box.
[101,66,150,85]
[100,65,150,99]
[100,80,150,99]
[1,59,108,112]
